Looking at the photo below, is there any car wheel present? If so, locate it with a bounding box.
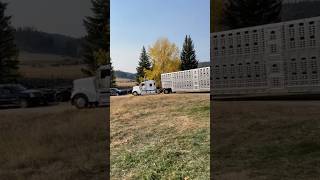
[74,95,88,109]
[132,91,138,96]
[164,89,169,94]
[20,99,29,108]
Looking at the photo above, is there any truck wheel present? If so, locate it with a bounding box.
[20,99,29,108]
[73,95,88,109]
[132,91,138,96]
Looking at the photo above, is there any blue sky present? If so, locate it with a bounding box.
[111,0,210,73]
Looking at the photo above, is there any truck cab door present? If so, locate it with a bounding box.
[140,83,146,94]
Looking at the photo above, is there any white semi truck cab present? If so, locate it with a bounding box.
[132,80,157,96]
[71,65,110,108]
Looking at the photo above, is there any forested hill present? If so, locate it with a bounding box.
[282,1,320,21]
[115,71,136,80]
[14,27,83,57]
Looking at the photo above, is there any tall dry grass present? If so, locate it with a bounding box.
[0,104,109,180]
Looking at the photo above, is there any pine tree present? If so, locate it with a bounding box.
[82,0,115,86]
[0,2,19,83]
[136,46,151,83]
[180,35,198,70]
[222,0,282,29]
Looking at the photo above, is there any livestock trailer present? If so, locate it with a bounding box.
[211,16,320,96]
[161,67,210,93]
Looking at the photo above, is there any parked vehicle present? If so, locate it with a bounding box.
[0,84,54,108]
[132,80,158,96]
[39,88,58,103]
[55,87,72,102]
[110,88,127,96]
[71,65,110,109]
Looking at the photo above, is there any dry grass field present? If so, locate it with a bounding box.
[115,78,136,89]
[18,52,86,80]
[111,94,210,179]
[19,65,86,80]
[0,103,109,180]
[213,100,320,180]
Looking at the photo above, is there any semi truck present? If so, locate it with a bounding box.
[132,80,158,96]
[131,67,210,96]
[71,65,110,108]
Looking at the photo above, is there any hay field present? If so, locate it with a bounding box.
[19,65,86,80]
[116,78,136,89]
[111,94,210,179]
[18,52,85,80]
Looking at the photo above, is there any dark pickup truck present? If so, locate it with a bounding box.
[110,88,131,96]
[0,84,56,108]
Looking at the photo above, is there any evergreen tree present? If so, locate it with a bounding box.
[222,0,282,29]
[136,46,151,83]
[82,0,115,86]
[0,2,19,83]
[180,35,198,70]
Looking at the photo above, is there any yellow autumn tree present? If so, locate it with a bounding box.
[145,38,181,87]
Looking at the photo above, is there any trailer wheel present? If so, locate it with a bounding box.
[73,95,88,109]
[132,91,138,96]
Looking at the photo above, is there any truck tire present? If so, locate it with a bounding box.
[132,91,138,96]
[73,95,88,109]
[19,99,29,108]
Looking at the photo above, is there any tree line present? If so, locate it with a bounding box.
[211,0,320,32]
[15,27,83,57]
[0,0,114,86]
[135,36,198,87]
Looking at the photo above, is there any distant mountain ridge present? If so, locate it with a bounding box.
[115,71,136,80]
[14,27,83,58]
[198,61,210,68]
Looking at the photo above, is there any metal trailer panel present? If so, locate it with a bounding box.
[211,16,320,96]
[161,67,210,92]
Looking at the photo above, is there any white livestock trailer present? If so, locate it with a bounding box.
[161,67,210,93]
[211,16,320,96]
